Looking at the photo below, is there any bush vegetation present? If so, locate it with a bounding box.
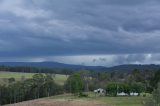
[0,73,63,105]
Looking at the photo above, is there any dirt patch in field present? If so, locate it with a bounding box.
[4,99,108,106]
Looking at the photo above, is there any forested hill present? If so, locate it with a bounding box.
[109,64,160,72]
[0,62,160,72]
[0,62,105,71]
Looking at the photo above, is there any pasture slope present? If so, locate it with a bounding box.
[0,72,68,85]
[4,93,151,106]
[4,98,107,106]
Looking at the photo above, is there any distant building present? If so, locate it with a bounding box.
[117,92,139,96]
[94,88,105,94]
[130,92,139,96]
[117,92,128,96]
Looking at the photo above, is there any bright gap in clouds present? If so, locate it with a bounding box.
[50,54,160,67]
[1,54,160,67]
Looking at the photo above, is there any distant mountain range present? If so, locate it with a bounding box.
[0,62,105,71]
[0,62,160,72]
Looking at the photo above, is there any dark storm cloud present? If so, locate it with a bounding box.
[0,0,160,65]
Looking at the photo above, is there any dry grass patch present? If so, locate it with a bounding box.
[4,98,108,106]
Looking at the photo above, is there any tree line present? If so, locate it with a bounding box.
[0,66,73,75]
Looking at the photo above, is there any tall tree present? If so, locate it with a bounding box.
[65,73,84,95]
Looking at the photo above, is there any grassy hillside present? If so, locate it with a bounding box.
[51,93,152,106]
[4,93,152,106]
[0,72,68,85]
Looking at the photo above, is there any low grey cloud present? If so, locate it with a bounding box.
[0,0,160,66]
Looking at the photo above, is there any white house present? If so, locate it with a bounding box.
[94,88,105,94]
[117,92,139,96]
[117,92,128,96]
[130,92,139,96]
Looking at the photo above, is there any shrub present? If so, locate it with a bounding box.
[78,92,88,97]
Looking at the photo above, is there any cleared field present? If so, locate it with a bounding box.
[98,96,148,106]
[0,72,34,78]
[4,93,151,106]
[0,72,68,85]
[51,93,151,106]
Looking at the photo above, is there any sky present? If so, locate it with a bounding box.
[0,0,160,66]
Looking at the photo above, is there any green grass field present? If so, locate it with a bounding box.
[0,72,68,85]
[50,93,152,106]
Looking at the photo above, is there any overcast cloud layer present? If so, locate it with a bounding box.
[0,0,160,66]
